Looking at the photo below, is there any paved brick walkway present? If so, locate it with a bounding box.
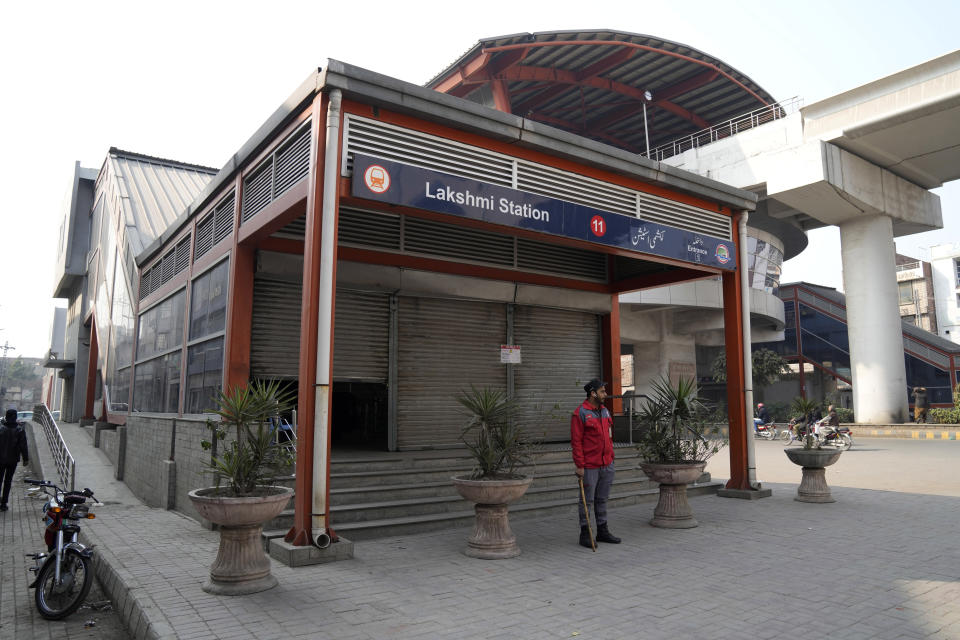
[18,425,960,639]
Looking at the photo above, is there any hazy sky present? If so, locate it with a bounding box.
[2,0,958,357]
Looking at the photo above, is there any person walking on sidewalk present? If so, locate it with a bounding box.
[912,387,929,423]
[0,409,29,511]
[571,378,621,548]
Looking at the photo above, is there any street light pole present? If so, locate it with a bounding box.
[642,90,652,158]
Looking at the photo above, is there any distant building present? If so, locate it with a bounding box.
[931,243,960,345]
[895,253,937,333]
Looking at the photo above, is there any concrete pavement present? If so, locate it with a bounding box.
[11,423,960,639]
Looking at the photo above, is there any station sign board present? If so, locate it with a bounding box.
[351,154,735,271]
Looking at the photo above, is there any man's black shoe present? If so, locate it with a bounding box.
[596,523,620,543]
[0,504,7,512]
[579,525,593,548]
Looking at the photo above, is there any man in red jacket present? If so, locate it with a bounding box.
[571,379,620,547]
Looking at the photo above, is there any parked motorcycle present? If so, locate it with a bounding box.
[24,479,97,620]
[752,418,778,440]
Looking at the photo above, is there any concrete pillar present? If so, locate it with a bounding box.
[839,215,908,423]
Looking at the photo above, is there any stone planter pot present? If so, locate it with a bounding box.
[451,475,532,559]
[639,461,707,529]
[784,448,842,503]
[188,486,293,595]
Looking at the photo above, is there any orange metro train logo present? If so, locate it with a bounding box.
[363,164,391,193]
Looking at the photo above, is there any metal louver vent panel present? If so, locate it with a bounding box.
[344,115,732,241]
[273,215,307,239]
[635,197,731,240]
[514,306,601,442]
[161,252,176,283]
[213,194,235,245]
[250,276,301,379]
[404,217,514,266]
[138,267,151,300]
[175,238,190,273]
[242,123,310,224]
[338,208,400,250]
[140,240,190,301]
[337,208,607,283]
[333,290,390,381]
[518,160,732,240]
[274,126,311,197]
[194,213,215,261]
[242,162,273,222]
[517,238,606,281]
[344,115,513,186]
[517,161,636,216]
[397,297,506,449]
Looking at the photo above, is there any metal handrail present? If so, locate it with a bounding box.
[32,403,75,491]
[645,96,804,162]
[619,392,649,445]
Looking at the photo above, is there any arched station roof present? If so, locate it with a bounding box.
[427,30,779,155]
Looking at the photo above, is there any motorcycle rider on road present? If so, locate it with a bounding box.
[754,402,772,435]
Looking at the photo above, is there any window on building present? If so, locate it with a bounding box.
[185,337,224,414]
[136,291,185,361]
[898,281,914,305]
[107,255,135,413]
[955,259,960,285]
[189,259,229,340]
[133,290,186,413]
[133,352,181,413]
[185,259,229,413]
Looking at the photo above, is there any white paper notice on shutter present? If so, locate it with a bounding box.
[500,345,521,364]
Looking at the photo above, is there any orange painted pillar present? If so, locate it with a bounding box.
[223,243,255,391]
[286,94,327,547]
[721,215,749,490]
[601,294,623,415]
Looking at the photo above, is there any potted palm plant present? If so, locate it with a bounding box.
[634,376,726,528]
[188,379,295,595]
[783,397,843,502]
[451,386,535,559]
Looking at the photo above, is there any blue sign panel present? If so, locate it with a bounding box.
[351,154,735,271]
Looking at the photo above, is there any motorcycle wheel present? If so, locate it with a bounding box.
[840,434,853,450]
[780,430,792,444]
[34,550,93,620]
[765,428,778,440]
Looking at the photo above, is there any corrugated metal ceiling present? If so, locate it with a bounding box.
[427,30,778,154]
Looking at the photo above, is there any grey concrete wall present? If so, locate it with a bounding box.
[172,416,216,522]
[100,428,119,468]
[124,415,176,508]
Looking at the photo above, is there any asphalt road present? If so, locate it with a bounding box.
[705,436,960,496]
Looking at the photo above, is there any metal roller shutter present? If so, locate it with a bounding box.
[332,290,390,381]
[398,297,506,449]
[514,306,601,443]
[251,276,302,379]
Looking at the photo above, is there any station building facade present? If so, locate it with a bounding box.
[49,53,760,539]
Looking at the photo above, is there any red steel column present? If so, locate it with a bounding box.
[601,294,623,415]
[286,93,328,546]
[222,245,255,391]
[223,174,254,391]
[721,214,749,490]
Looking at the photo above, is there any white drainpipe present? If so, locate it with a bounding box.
[311,88,342,548]
[739,210,759,489]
